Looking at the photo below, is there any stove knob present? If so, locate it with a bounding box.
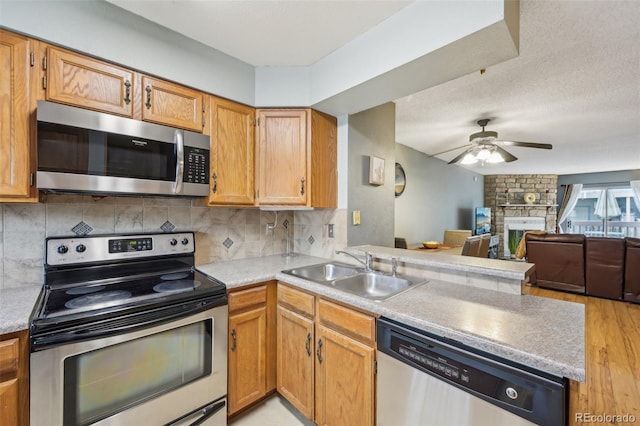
[76,244,86,253]
[57,245,68,254]
[181,238,189,245]
[170,238,178,246]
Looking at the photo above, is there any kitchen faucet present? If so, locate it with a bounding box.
[335,250,373,271]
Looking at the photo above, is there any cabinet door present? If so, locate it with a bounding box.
[277,306,314,419]
[257,109,308,205]
[0,331,29,426]
[228,306,267,415]
[141,75,204,132]
[315,325,375,426]
[0,30,35,200]
[209,97,255,205]
[46,46,134,117]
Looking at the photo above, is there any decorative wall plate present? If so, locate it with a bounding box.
[524,192,536,204]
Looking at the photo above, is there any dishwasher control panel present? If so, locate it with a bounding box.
[389,335,534,411]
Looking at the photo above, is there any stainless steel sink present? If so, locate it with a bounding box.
[282,262,426,301]
[331,272,420,301]
[284,262,360,282]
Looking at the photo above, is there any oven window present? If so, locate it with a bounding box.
[63,319,212,425]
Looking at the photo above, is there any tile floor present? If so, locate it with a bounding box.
[229,396,312,426]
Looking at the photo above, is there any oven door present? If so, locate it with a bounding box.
[30,305,227,426]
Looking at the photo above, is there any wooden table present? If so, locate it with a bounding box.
[411,245,462,254]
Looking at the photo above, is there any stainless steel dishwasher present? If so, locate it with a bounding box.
[377,318,567,426]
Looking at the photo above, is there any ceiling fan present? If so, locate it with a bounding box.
[437,119,553,165]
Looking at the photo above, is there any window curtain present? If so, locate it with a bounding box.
[557,183,583,233]
[631,180,640,212]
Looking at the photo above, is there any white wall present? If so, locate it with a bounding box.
[395,144,484,247]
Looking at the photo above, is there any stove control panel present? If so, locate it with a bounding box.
[46,232,195,266]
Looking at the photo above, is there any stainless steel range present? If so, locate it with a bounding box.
[30,232,228,426]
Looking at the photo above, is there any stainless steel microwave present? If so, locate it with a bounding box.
[36,101,210,197]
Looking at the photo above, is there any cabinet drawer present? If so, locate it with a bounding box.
[229,285,267,313]
[0,338,18,376]
[317,299,375,345]
[277,284,314,318]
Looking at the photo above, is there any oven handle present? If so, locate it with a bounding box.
[163,398,226,426]
[32,297,225,351]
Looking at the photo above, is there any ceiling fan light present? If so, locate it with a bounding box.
[488,151,504,163]
[476,148,491,161]
[460,153,478,164]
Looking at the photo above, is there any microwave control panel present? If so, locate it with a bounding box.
[184,147,209,184]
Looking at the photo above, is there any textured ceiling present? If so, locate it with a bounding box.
[105,0,639,176]
[395,0,640,175]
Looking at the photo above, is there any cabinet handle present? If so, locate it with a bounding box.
[305,333,312,357]
[124,80,131,105]
[300,177,305,196]
[316,338,323,363]
[231,329,237,351]
[212,172,217,194]
[145,85,152,109]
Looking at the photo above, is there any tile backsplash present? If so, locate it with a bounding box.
[0,194,347,289]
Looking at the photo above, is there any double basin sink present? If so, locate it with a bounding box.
[282,261,427,301]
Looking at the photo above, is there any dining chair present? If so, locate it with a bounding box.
[461,235,482,256]
[443,229,472,247]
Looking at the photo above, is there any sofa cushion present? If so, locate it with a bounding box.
[624,237,640,303]
[586,237,625,300]
[525,233,586,293]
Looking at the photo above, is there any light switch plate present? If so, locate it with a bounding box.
[353,210,361,225]
[328,224,334,238]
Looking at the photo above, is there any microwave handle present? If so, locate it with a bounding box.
[174,130,185,194]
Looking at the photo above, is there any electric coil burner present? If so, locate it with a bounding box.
[30,232,229,426]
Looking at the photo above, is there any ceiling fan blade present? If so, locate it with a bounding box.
[429,144,469,157]
[500,140,553,150]
[448,148,472,164]
[495,146,518,162]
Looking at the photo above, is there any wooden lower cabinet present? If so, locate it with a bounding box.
[227,282,276,417]
[276,305,315,419]
[315,325,375,426]
[0,330,29,426]
[276,283,376,425]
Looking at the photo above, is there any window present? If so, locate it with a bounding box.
[562,183,640,238]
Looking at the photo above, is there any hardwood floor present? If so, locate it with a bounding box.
[523,286,640,425]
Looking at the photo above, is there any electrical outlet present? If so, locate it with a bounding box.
[328,224,334,238]
[353,210,361,225]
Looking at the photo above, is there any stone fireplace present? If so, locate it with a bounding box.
[484,175,558,258]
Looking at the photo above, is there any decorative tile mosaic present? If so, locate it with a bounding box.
[283,219,289,229]
[71,221,93,236]
[160,220,176,232]
[307,235,315,245]
[223,237,234,249]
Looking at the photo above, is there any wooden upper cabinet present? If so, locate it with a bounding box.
[0,30,37,201]
[46,46,134,117]
[256,109,337,207]
[209,97,255,205]
[141,75,205,132]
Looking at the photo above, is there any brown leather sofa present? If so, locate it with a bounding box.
[525,233,638,302]
[525,233,586,294]
[625,237,640,303]
[585,237,625,300]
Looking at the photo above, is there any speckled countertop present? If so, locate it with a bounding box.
[198,253,585,382]
[0,253,585,382]
[348,245,535,280]
[0,285,42,334]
